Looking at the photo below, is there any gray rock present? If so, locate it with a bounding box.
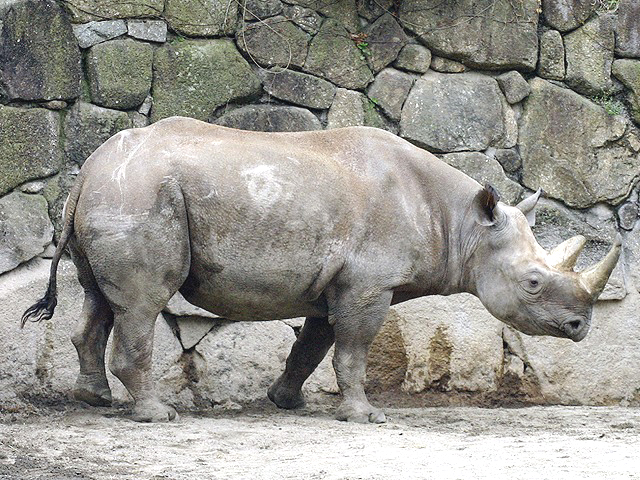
[538,29,565,80]
[236,16,310,69]
[61,0,165,22]
[138,95,153,116]
[616,0,640,58]
[72,20,127,49]
[0,0,81,101]
[363,13,406,74]
[618,202,638,231]
[174,316,218,350]
[164,0,238,37]
[19,181,46,195]
[366,68,414,122]
[357,0,393,22]
[191,321,296,405]
[152,39,262,122]
[394,44,432,73]
[282,4,322,33]
[496,71,531,104]
[541,0,596,32]
[612,59,640,124]
[43,101,68,111]
[327,88,367,129]
[0,193,53,274]
[399,0,539,71]
[400,72,510,152]
[520,78,636,208]
[303,19,373,90]
[64,101,132,165]
[242,0,283,20]
[127,20,167,43]
[286,0,359,32]
[430,56,466,73]
[259,68,336,109]
[164,291,218,319]
[86,39,153,110]
[440,152,523,205]
[214,105,321,132]
[494,148,522,174]
[0,106,61,196]
[565,15,616,96]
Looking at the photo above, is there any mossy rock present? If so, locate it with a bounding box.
[61,0,165,22]
[164,0,238,37]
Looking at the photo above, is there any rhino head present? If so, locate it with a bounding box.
[467,186,621,342]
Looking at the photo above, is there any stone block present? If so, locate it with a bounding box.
[542,0,595,32]
[494,148,522,174]
[363,13,406,74]
[400,72,510,152]
[565,15,616,96]
[282,4,322,33]
[430,56,466,73]
[152,39,262,122]
[539,29,565,80]
[164,0,238,37]
[286,0,358,32]
[612,59,640,124]
[520,78,636,208]
[87,39,152,110]
[236,16,310,69]
[64,101,132,165]
[496,70,531,104]
[616,0,640,58]
[399,0,539,71]
[440,152,523,205]
[0,106,62,196]
[327,88,367,129]
[61,0,164,22]
[242,0,283,20]
[0,193,53,275]
[366,68,414,122]
[214,105,321,132]
[72,20,127,48]
[127,19,167,43]
[0,0,81,101]
[259,68,336,109]
[394,44,431,73]
[303,19,373,90]
[357,0,393,22]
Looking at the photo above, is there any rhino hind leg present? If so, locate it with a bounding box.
[70,240,114,407]
[331,290,392,424]
[268,316,335,409]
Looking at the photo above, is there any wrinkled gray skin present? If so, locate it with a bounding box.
[24,118,620,423]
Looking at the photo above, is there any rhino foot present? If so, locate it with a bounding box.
[131,400,179,423]
[267,380,306,410]
[335,403,386,424]
[73,376,112,407]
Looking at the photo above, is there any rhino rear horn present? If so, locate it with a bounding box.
[515,188,543,226]
[579,234,623,301]
[548,235,587,271]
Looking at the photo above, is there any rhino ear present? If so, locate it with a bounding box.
[475,183,502,225]
[516,188,543,227]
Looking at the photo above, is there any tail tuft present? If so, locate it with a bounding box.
[21,289,57,328]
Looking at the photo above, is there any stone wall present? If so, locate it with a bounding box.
[1,0,640,412]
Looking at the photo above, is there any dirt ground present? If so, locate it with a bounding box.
[1,397,639,480]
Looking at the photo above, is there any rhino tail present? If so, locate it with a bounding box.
[21,171,86,328]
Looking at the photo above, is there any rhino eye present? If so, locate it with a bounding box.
[522,275,543,294]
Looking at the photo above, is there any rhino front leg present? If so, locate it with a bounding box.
[268,316,335,409]
[331,290,392,424]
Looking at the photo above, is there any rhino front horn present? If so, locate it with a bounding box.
[548,235,587,271]
[580,234,623,300]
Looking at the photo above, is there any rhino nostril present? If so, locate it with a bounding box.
[565,320,583,332]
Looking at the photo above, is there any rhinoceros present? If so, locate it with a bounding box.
[23,117,621,423]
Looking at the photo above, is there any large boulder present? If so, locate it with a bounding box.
[0,193,53,275]
[86,39,153,110]
[236,16,310,69]
[303,19,373,90]
[612,59,640,124]
[0,106,62,196]
[615,0,640,58]
[214,105,322,132]
[152,39,262,122]
[400,72,515,152]
[541,0,596,32]
[398,0,539,71]
[164,0,238,37]
[64,101,132,165]
[61,0,165,22]
[259,68,336,109]
[0,0,81,101]
[564,15,616,96]
[520,78,636,208]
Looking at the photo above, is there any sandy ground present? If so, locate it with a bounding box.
[1,399,639,480]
